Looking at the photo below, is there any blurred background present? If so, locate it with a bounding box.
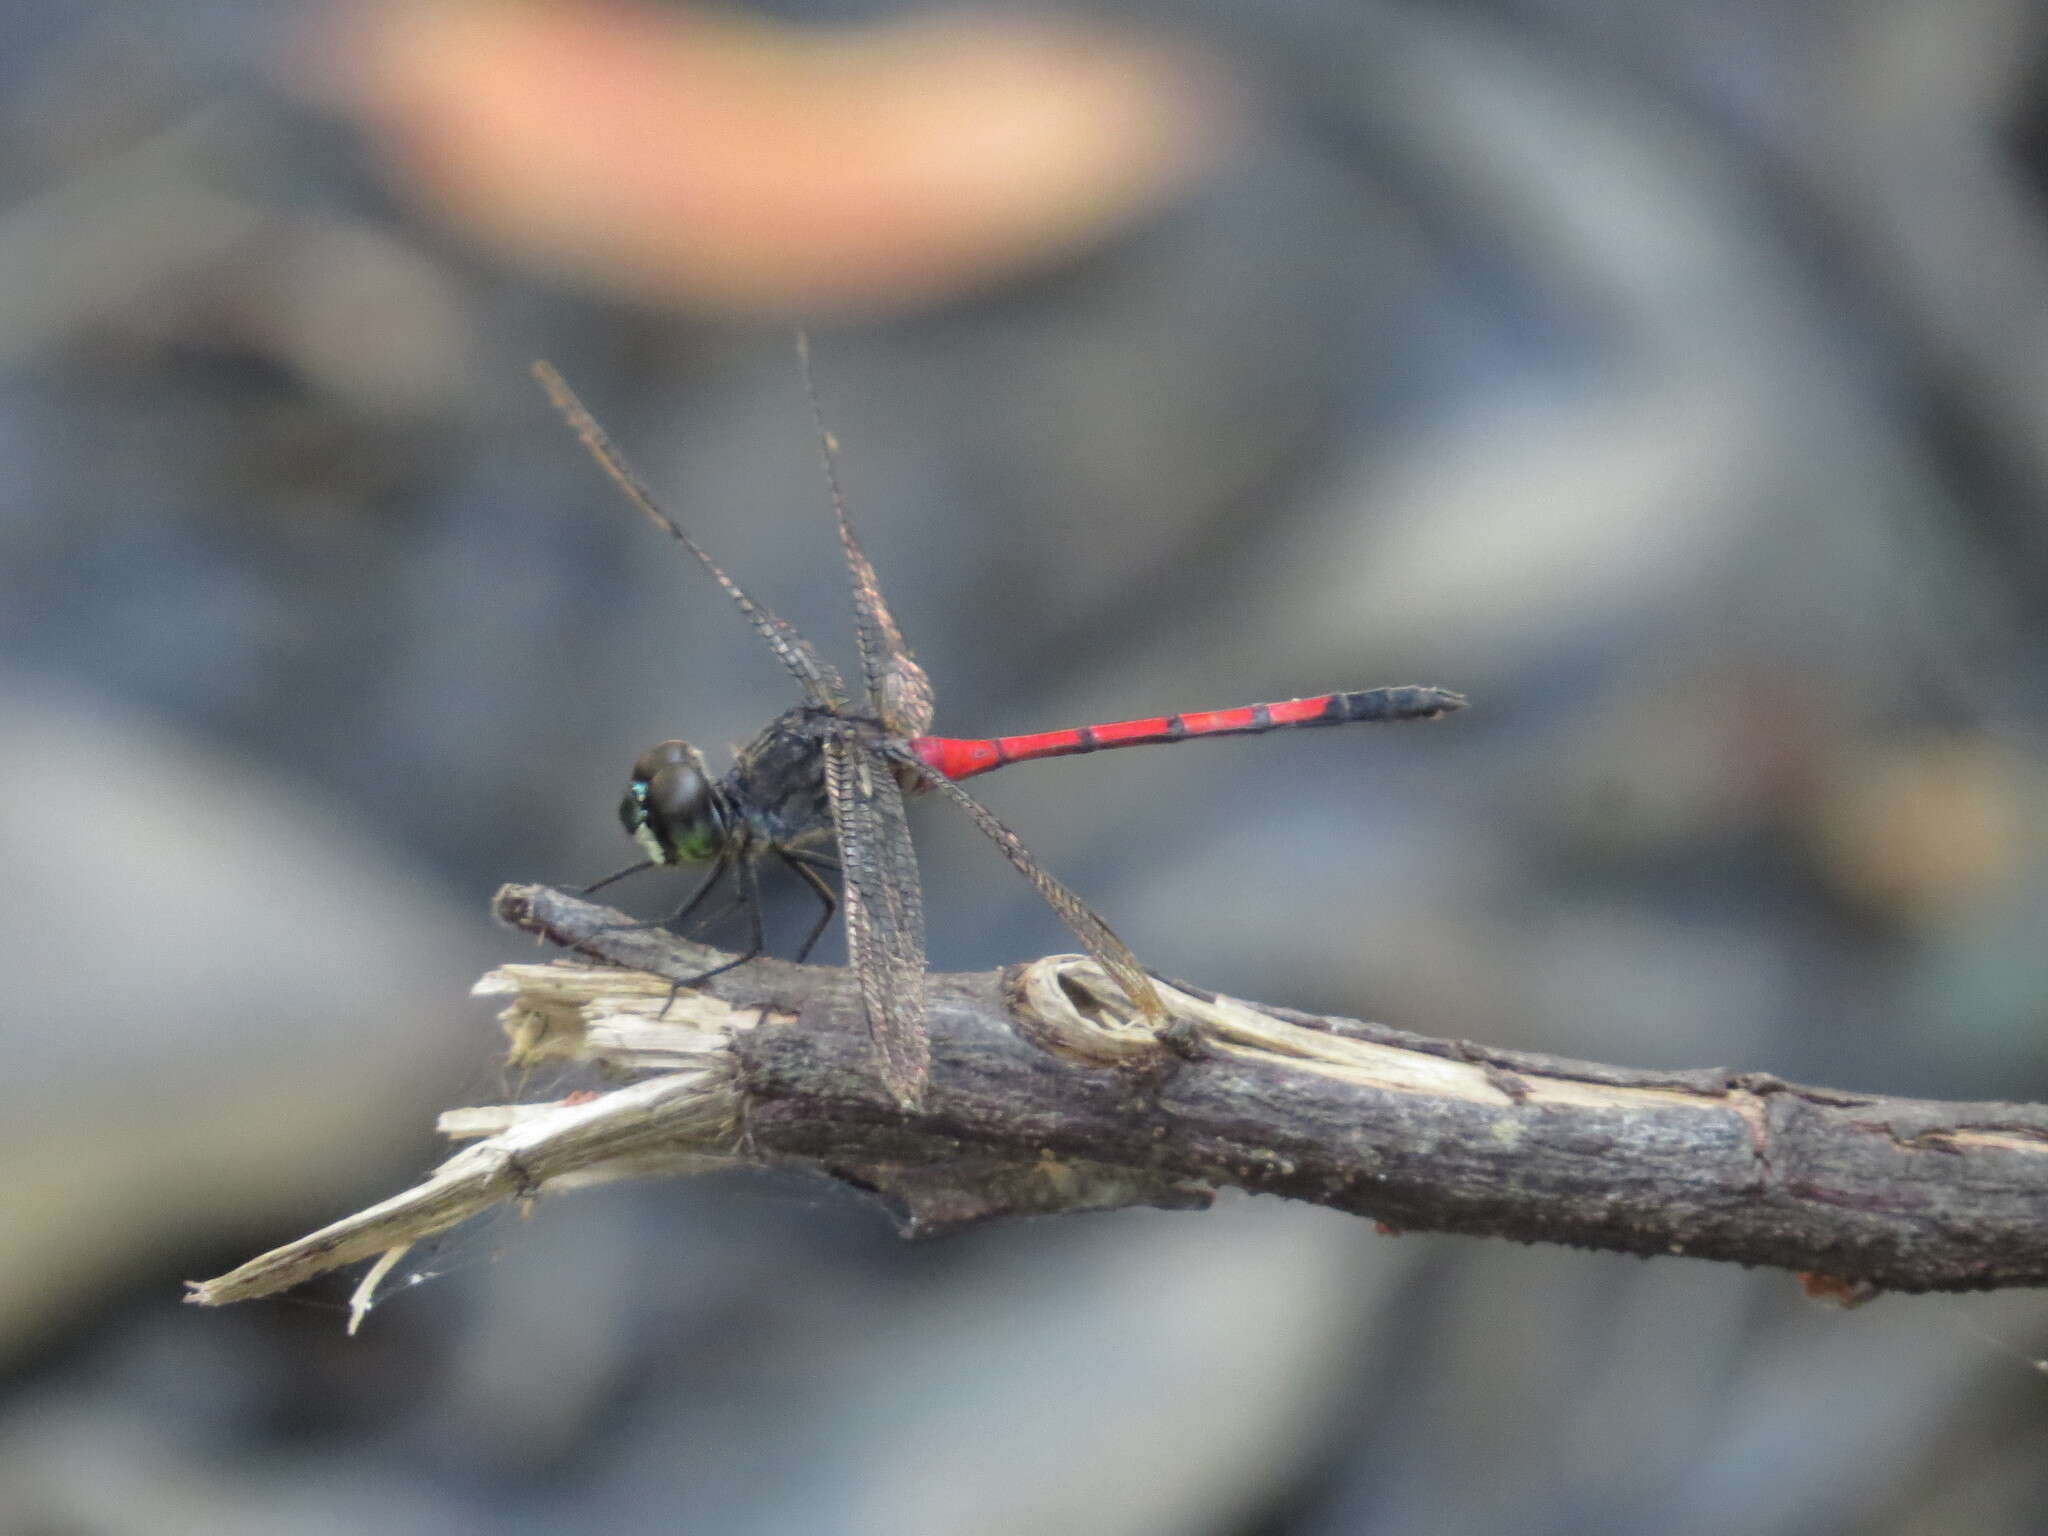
[4,0,2046,1529]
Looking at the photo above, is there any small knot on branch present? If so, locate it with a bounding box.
[1007,954,1185,1067]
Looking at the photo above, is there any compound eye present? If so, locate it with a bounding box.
[621,741,719,862]
[629,739,697,783]
[645,761,712,832]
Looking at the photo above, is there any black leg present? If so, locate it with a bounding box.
[580,858,657,897]
[658,860,764,1017]
[725,857,765,968]
[664,855,739,933]
[583,851,833,1013]
[776,847,839,962]
[588,854,732,939]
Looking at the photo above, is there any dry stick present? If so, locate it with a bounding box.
[187,884,2048,1311]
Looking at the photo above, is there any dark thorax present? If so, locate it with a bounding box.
[722,706,841,852]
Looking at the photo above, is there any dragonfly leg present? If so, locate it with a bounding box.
[659,859,765,1017]
[579,858,657,897]
[775,847,839,963]
[781,846,842,875]
[663,854,738,934]
[583,853,734,941]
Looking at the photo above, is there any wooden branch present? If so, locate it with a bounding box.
[187,883,2048,1314]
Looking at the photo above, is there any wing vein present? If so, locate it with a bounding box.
[535,360,847,709]
[823,733,931,1107]
[888,748,1165,1023]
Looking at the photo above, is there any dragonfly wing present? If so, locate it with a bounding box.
[888,748,1166,1024]
[823,732,932,1109]
[535,361,848,710]
[795,334,935,737]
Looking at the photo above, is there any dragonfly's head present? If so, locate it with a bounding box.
[621,740,725,865]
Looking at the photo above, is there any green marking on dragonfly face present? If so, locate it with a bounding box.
[669,823,722,864]
[621,779,676,864]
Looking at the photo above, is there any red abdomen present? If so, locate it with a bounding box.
[911,686,1464,782]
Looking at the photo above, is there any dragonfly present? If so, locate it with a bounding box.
[535,340,1464,1111]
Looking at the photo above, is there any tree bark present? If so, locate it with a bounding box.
[187,883,2048,1314]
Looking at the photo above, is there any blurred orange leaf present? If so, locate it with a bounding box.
[310,0,1238,317]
